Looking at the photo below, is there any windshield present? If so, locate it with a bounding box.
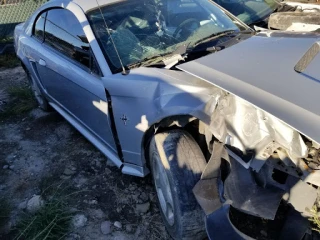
[87,0,247,73]
[213,0,279,25]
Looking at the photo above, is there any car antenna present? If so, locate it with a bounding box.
[94,0,129,75]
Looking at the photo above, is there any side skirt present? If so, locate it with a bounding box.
[49,101,123,168]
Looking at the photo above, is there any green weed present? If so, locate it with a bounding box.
[0,54,20,68]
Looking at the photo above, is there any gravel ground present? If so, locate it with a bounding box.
[0,66,170,240]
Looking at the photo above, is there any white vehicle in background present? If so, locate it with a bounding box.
[214,0,320,32]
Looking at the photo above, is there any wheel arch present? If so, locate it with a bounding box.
[141,114,211,169]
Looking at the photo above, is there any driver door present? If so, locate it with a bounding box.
[29,8,118,153]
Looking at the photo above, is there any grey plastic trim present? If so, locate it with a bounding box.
[122,163,150,177]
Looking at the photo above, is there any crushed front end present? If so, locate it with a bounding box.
[193,92,320,239]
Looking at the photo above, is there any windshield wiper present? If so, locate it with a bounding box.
[126,54,168,69]
[191,30,246,48]
[141,54,185,68]
[126,45,188,69]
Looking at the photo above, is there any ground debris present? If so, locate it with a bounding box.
[26,195,44,213]
[136,202,151,214]
[101,221,112,235]
[72,214,88,228]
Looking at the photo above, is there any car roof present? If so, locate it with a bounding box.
[49,0,124,12]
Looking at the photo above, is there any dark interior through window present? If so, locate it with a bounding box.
[33,12,47,41]
[42,8,100,75]
[87,0,245,73]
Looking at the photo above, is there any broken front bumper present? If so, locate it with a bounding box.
[194,143,317,240]
[205,204,310,240]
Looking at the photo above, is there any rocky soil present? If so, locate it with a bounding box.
[0,66,170,239]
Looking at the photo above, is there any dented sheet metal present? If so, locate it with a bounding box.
[178,34,320,188]
[208,93,308,171]
[178,34,320,146]
[198,89,319,184]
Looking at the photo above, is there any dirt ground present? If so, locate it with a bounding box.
[0,66,170,239]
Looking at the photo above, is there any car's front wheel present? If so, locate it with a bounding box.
[149,130,207,240]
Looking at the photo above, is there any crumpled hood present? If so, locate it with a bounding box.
[178,32,320,144]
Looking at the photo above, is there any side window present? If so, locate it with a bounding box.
[34,12,47,41]
[44,9,91,69]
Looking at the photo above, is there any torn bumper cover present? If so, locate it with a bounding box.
[193,143,317,240]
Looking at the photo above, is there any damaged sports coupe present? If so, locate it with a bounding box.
[14,0,320,239]
[214,0,320,32]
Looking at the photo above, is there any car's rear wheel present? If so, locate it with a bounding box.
[27,72,50,111]
[149,129,207,240]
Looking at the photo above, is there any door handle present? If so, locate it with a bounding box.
[38,59,46,67]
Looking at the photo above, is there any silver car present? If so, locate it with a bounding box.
[14,0,320,239]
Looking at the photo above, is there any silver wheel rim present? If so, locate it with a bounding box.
[29,75,44,107]
[152,154,175,226]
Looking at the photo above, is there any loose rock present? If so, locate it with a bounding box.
[114,221,122,229]
[100,221,111,235]
[65,233,81,240]
[2,165,9,169]
[72,214,88,228]
[26,195,44,213]
[18,200,28,210]
[129,185,137,191]
[90,209,105,219]
[60,175,71,180]
[88,199,98,205]
[125,224,134,233]
[139,192,149,202]
[63,167,76,176]
[136,202,150,214]
[110,232,131,240]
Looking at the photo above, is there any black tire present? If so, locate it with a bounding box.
[149,130,207,240]
[26,71,50,111]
